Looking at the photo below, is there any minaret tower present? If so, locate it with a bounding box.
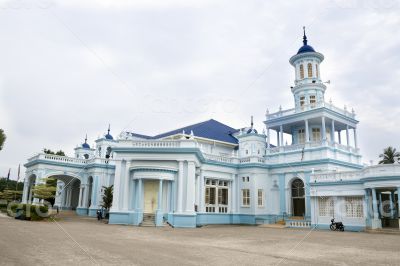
[289,27,326,112]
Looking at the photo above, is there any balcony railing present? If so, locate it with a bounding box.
[27,153,115,166]
[266,101,356,120]
[266,140,359,155]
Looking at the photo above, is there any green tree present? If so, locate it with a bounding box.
[32,178,57,204]
[0,189,22,202]
[379,146,400,164]
[43,148,65,156]
[101,185,113,213]
[0,129,6,151]
[0,178,24,193]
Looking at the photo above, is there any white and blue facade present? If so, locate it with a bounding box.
[22,31,400,231]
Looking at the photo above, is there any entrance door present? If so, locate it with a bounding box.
[291,178,305,217]
[144,180,159,213]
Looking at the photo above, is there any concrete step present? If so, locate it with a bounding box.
[140,213,155,227]
[258,224,286,229]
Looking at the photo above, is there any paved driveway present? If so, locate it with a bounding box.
[0,212,399,265]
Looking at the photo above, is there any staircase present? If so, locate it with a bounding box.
[140,213,155,227]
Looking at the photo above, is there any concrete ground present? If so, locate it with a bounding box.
[0,212,399,266]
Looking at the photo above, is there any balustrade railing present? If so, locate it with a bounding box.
[27,153,115,166]
[311,170,362,182]
[266,101,355,120]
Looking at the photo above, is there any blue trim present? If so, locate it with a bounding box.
[168,213,197,228]
[108,211,135,225]
[76,207,88,216]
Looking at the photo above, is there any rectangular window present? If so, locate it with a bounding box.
[242,189,250,207]
[318,197,334,217]
[300,96,305,110]
[312,128,321,141]
[258,189,264,207]
[298,129,305,144]
[310,95,316,108]
[345,197,363,218]
[205,178,229,213]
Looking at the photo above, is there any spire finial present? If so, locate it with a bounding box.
[108,124,111,134]
[251,115,254,128]
[84,134,88,144]
[303,26,308,46]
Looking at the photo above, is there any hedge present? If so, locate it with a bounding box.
[8,203,49,221]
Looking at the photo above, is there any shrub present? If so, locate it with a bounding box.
[8,203,49,221]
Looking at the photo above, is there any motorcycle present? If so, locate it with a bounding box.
[330,218,344,231]
[96,209,103,221]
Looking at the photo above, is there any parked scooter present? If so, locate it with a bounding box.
[330,218,344,231]
[96,209,102,221]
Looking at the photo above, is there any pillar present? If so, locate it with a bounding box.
[276,130,280,147]
[305,119,309,142]
[186,161,196,213]
[158,179,163,210]
[199,170,205,212]
[346,125,350,147]
[21,179,29,204]
[389,192,394,218]
[364,189,370,227]
[279,174,286,216]
[177,161,184,213]
[305,172,311,218]
[231,173,236,213]
[78,185,84,208]
[321,117,326,141]
[338,130,341,144]
[110,160,124,211]
[279,125,283,146]
[397,187,400,220]
[372,188,379,220]
[122,161,131,210]
[267,128,270,149]
[379,193,383,217]
[136,179,143,211]
[353,128,358,149]
[331,120,335,143]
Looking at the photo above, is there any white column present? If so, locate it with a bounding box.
[338,130,342,144]
[305,119,310,142]
[276,130,280,147]
[331,120,335,143]
[231,173,236,213]
[321,116,326,141]
[353,128,358,149]
[21,179,29,204]
[195,174,200,211]
[82,184,88,208]
[372,188,379,220]
[267,128,270,149]
[158,179,163,211]
[346,125,350,147]
[389,192,394,218]
[78,185,84,208]
[177,160,184,213]
[279,125,284,146]
[185,161,196,213]
[122,161,131,210]
[110,160,124,212]
[199,170,205,213]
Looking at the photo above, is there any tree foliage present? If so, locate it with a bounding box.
[0,178,24,192]
[0,129,6,151]
[0,189,22,202]
[43,148,66,156]
[32,178,57,202]
[101,185,113,211]
[379,146,400,164]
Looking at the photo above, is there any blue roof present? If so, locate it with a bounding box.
[129,119,239,144]
[297,44,315,54]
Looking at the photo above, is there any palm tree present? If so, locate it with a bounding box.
[0,129,6,151]
[379,146,400,164]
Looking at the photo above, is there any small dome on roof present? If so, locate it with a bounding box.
[296,27,317,55]
[105,124,113,140]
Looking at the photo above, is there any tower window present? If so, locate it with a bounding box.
[298,129,305,144]
[315,64,319,78]
[310,95,316,107]
[299,65,304,79]
[300,96,305,110]
[312,128,321,141]
[307,63,313,78]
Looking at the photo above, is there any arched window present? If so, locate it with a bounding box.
[106,146,112,159]
[84,154,89,159]
[291,178,305,216]
[299,65,304,79]
[315,64,319,78]
[307,63,313,77]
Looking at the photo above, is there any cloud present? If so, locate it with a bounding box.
[0,1,399,177]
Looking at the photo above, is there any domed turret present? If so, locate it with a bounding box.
[105,124,113,140]
[82,135,90,149]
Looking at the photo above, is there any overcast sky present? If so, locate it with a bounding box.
[1,0,399,179]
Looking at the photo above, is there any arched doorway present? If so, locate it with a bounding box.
[291,178,305,217]
[48,174,81,210]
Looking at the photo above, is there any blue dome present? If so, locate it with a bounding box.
[82,143,90,149]
[105,134,113,140]
[297,44,315,54]
[247,128,258,134]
